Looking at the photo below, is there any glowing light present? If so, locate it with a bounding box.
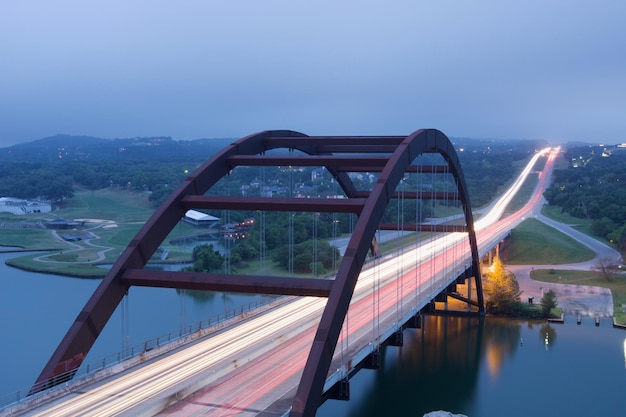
[485,343,504,380]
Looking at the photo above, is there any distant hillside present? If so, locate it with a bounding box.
[15,134,110,148]
[0,134,234,163]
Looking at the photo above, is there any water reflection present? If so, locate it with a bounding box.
[482,318,521,380]
[539,323,557,350]
[319,315,626,417]
[379,317,526,413]
[176,288,217,302]
[328,316,487,416]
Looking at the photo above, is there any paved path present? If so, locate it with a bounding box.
[509,208,623,318]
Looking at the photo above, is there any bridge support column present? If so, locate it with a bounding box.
[405,314,421,329]
[466,271,473,313]
[364,349,381,369]
[387,330,404,346]
[328,378,350,401]
[497,232,512,260]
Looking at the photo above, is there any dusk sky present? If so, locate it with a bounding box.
[1,1,625,147]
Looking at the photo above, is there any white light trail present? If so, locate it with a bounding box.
[20,147,556,416]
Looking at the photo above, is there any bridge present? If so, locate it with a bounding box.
[5,130,555,416]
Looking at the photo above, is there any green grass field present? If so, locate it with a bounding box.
[0,228,63,250]
[541,205,609,243]
[58,188,155,221]
[1,189,160,276]
[503,173,538,214]
[506,218,595,265]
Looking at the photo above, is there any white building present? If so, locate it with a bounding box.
[183,210,220,228]
[0,197,52,215]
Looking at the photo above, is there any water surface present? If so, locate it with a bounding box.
[319,315,626,417]
[2,251,625,416]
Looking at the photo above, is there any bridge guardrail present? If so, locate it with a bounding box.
[0,296,283,411]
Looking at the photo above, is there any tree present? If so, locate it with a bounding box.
[484,257,522,314]
[185,244,224,273]
[540,289,558,317]
[231,240,258,262]
[592,217,616,238]
[272,240,340,273]
[593,257,615,282]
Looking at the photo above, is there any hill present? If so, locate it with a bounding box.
[0,134,234,163]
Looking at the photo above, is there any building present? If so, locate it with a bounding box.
[220,218,254,240]
[45,218,83,229]
[0,197,52,215]
[183,210,220,228]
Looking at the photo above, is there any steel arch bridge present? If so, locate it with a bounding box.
[33,129,484,417]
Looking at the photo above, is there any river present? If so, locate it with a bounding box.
[319,315,626,417]
[0,250,267,401]
[1,251,625,416]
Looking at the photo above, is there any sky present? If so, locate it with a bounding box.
[1,1,625,147]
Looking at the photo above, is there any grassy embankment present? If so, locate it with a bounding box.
[488,154,625,323]
[0,188,195,277]
[506,218,595,264]
[507,217,626,325]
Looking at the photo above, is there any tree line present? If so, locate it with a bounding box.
[0,160,193,204]
[0,136,545,275]
[0,138,542,210]
[543,146,626,253]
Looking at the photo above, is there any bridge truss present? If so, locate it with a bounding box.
[33,129,483,416]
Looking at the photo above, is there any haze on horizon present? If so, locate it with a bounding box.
[1,1,625,148]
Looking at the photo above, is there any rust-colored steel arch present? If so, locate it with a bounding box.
[32,129,483,417]
[289,129,483,417]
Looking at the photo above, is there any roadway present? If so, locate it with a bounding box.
[9,147,557,417]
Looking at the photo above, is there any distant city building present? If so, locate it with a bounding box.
[0,197,52,215]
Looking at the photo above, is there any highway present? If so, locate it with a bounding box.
[13,147,557,417]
